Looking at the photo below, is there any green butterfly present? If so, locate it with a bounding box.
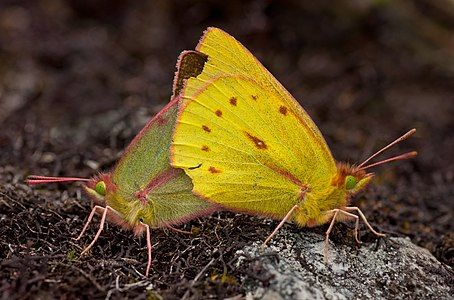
[28,51,216,276]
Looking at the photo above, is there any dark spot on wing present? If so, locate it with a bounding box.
[245,132,267,150]
[202,125,211,132]
[279,106,288,115]
[201,145,210,152]
[215,109,223,117]
[251,95,258,100]
[208,166,221,174]
[229,97,237,106]
[188,163,202,170]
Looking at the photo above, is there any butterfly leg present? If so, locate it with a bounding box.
[140,222,152,277]
[263,204,300,246]
[339,209,362,244]
[80,206,110,255]
[344,206,386,237]
[166,225,193,235]
[76,205,105,241]
[324,209,339,261]
[323,209,361,261]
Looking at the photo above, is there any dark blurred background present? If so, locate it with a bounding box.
[0,0,453,298]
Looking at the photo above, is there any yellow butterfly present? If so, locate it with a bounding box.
[170,27,416,254]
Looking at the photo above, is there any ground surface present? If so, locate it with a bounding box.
[0,1,453,299]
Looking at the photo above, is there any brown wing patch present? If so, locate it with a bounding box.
[208,166,221,174]
[251,95,258,101]
[245,132,267,150]
[229,97,237,106]
[264,162,304,187]
[215,109,223,117]
[279,106,288,116]
[201,145,210,152]
[202,125,211,132]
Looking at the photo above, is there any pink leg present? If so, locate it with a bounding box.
[324,208,376,262]
[263,204,300,246]
[80,206,109,256]
[324,209,339,262]
[337,209,362,244]
[76,205,105,241]
[344,206,386,237]
[141,222,152,277]
[166,224,192,235]
[350,212,361,244]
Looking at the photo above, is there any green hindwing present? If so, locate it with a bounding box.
[108,50,214,227]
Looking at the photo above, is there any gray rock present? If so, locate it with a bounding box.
[235,230,453,300]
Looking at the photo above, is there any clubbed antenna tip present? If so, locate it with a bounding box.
[357,129,417,170]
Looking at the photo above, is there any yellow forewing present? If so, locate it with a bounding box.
[184,28,333,163]
[171,28,337,217]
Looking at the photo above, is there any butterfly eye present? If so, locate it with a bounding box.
[345,175,357,190]
[95,181,107,196]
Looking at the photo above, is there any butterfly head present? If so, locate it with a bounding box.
[333,129,418,194]
[333,163,374,194]
[84,173,114,205]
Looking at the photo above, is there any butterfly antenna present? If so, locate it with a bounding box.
[357,128,416,169]
[358,151,417,170]
[27,175,90,185]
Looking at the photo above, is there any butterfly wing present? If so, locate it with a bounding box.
[172,50,208,98]
[110,51,215,227]
[171,28,337,217]
[184,28,332,158]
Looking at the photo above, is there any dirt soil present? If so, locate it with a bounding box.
[0,1,453,299]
